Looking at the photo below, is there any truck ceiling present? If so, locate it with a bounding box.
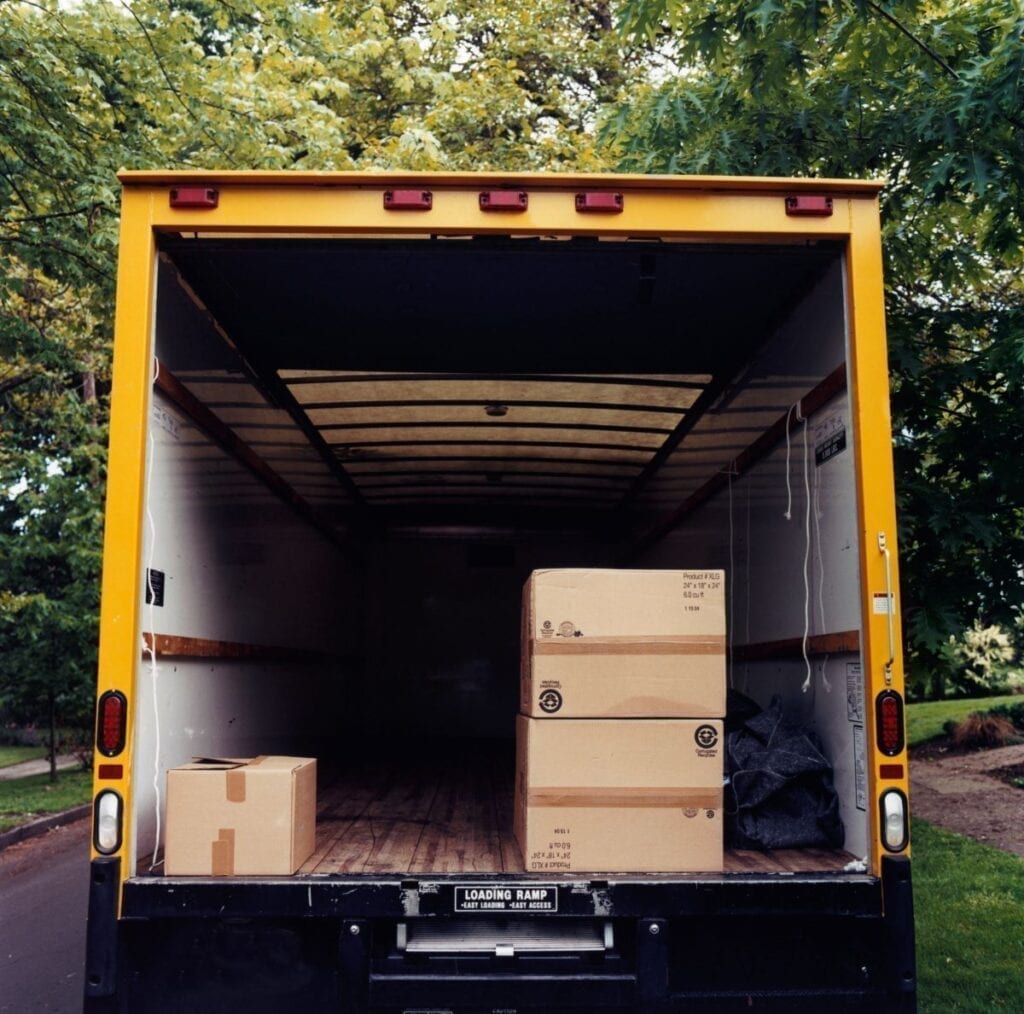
[155,234,844,529]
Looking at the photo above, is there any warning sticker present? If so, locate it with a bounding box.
[846,662,864,723]
[873,593,895,615]
[813,413,847,467]
[853,724,867,811]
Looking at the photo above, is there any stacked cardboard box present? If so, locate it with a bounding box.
[514,569,725,873]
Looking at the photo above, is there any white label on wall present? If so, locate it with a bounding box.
[813,411,847,466]
[153,403,180,441]
[846,662,864,723]
[853,724,867,811]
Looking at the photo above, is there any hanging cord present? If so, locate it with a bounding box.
[812,454,832,692]
[145,359,162,870]
[797,404,813,693]
[782,404,797,520]
[726,465,735,688]
[744,478,752,691]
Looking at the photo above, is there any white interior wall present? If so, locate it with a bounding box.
[132,273,363,868]
[634,262,869,858]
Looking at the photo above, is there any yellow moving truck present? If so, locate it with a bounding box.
[85,171,915,1012]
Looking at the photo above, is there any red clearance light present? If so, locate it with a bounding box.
[785,195,833,217]
[97,690,127,757]
[479,190,528,212]
[98,764,124,780]
[876,690,905,756]
[576,192,623,213]
[169,187,219,209]
[383,189,433,211]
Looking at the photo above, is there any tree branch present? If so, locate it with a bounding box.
[117,0,240,167]
[0,370,38,397]
[3,204,113,225]
[862,0,1024,132]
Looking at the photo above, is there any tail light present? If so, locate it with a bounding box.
[876,690,905,756]
[96,690,127,757]
[880,789,909,852]
[94,791,123,854]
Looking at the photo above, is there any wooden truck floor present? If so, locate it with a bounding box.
[138,746,855,877]
[303,757,855,876]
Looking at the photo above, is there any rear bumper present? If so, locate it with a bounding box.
[86,858,916,1012]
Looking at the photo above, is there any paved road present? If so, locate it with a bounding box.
[0,756,80,782]
[0,817,90,1013]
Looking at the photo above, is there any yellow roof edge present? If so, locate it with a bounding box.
[117,168,884,195]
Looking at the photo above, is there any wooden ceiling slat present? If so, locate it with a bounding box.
[318,420,672,436]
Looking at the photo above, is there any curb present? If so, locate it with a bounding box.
[0,804,92,852]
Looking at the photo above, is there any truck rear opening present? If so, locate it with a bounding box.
[85,173,915,1013]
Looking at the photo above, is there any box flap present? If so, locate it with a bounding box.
[177,757,250,770]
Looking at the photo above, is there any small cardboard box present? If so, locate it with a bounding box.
[521,569,726,718]
[514,716,723,873]
[165,756,316,876]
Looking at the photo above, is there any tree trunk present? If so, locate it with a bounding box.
[81,371,97,403]
[49,691,58,784]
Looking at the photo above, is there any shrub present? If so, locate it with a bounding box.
[946,622,1019,696]
[987,702,1024,730]
[950,713,1018,750]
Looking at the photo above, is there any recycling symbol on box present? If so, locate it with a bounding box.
[694,724,719,749]
[538,689,563,714]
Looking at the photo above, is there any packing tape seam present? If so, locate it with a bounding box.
[527,789,722,809]
[211,827,235,875]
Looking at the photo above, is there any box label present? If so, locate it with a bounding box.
[454,885,558,913]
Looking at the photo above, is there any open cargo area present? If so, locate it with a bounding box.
[85,174,915,1013]
[135,227,868,876]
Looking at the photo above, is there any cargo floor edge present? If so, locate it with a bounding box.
[134,749,857,878]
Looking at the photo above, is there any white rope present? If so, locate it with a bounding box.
[782,404,796,520]
[798,405,813,693]
[727,467,735,688]
[146,359,162,870]
[813,455,832,692]
[744,478,752,690]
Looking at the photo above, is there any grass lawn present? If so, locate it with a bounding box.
[0,768,92,833]
[915,819,1024,1012]
[906,695,1021,747]
[0,745,48,769]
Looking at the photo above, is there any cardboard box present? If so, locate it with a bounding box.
[521,569,726,718]
[165,756,316,876]
[514,716,723,873]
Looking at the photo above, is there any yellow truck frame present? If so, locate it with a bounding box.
[85,171,914,1014]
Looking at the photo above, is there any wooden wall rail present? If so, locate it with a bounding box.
[141,632,355,664]
[626,364,848,559]
[732,630,860,663]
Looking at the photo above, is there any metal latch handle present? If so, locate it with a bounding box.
[877,532,895,685]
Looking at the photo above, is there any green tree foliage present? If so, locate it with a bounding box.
[0,0,635,757]
[607,0,1024,695]
[1,267,106,777]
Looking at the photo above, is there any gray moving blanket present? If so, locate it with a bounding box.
[725,694,845,850]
